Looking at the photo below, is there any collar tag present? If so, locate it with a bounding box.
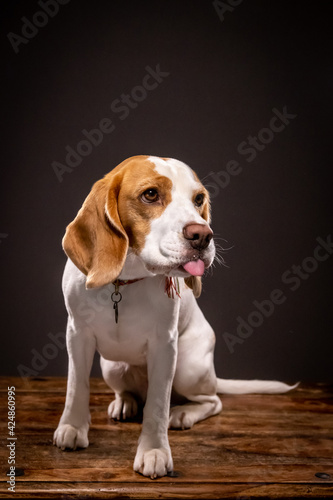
[111,281,122,323]
[111,278,144,323]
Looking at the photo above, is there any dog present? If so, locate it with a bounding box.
[53,155,296,479]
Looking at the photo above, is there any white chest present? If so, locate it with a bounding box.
[69,275,180,365]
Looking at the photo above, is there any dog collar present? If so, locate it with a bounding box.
[114,278,145,287]
[111,277,181,323]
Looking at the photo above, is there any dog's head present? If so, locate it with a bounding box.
[63,156,215,296]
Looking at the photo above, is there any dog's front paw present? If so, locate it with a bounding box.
[53,423,89,450]
[108,392,138,420]
[133,446,173,479]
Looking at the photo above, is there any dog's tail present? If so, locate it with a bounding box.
[216,378,299,395]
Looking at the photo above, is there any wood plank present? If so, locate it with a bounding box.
[9,464,333,483]
[1,378,332,498]
[1,482,333,499]
[0,377,110,393]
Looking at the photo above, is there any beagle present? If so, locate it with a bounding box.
[54,155,296,479]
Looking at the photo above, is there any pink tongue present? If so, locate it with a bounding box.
[183,259,205,276]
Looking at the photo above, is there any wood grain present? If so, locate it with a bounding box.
[1,377,332,498]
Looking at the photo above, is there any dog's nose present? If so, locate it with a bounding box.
[183,223,213,250]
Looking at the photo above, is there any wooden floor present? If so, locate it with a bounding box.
[0,377,332,499]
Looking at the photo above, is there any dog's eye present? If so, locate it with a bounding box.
[194,193,205,207]
[141,188,159,203]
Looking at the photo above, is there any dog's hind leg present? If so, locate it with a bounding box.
[101,357,147,420]
[170,321,222,429]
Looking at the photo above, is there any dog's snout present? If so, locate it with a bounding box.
[183,223,213,250]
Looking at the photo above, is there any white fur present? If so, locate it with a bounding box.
[54,157,296,479]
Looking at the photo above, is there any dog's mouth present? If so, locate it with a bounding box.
[176,247,213,276]
[145,257,208,278]
[179,259,205,276]
[142,247,214,278]
[176,250,212,277]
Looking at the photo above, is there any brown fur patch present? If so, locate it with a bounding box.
[192,186,211,223]
[114,158,173,252]
[188,169,211,223]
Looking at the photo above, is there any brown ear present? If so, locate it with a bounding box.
[185,276,202,298]
[63,173,128,289]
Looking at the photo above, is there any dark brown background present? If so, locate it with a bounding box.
[1,0,332,381]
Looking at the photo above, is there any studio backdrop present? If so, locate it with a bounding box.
[1,0,332,382]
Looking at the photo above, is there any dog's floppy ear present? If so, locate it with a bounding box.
[63,172,128,289]
[185,276,202,298]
